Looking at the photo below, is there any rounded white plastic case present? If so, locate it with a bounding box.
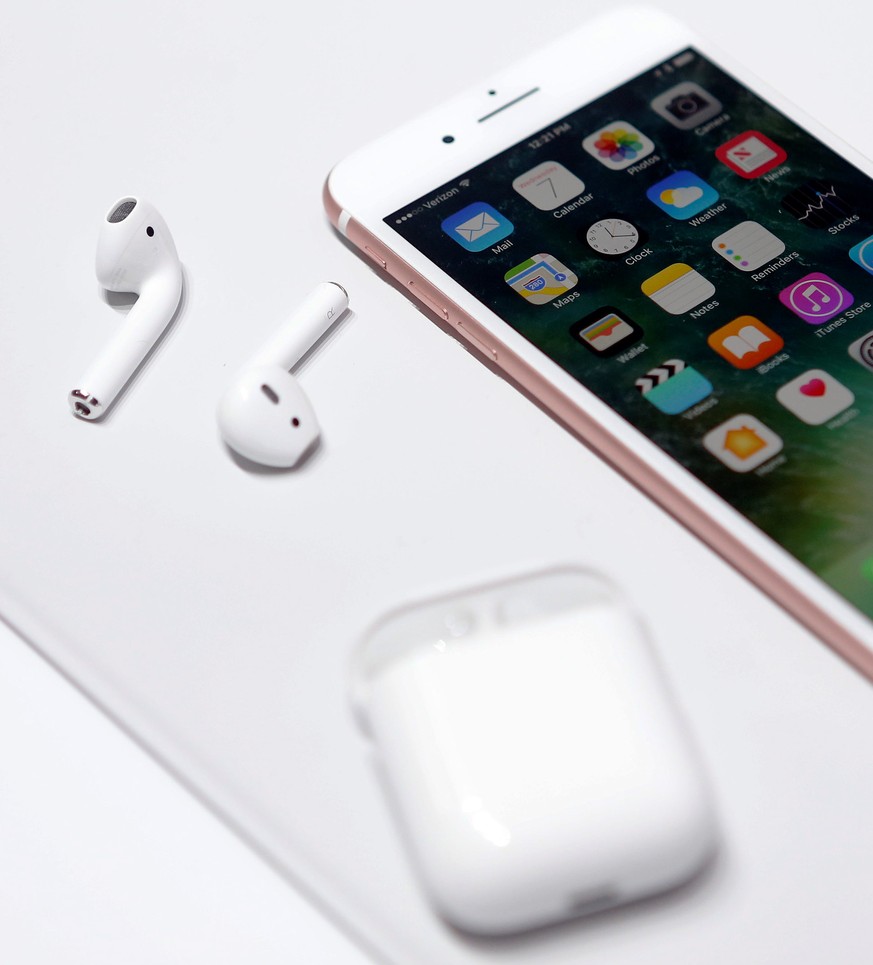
[353,568,717,935]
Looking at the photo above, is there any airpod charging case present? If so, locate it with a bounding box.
[352,568,717,936]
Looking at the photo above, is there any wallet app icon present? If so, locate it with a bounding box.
[571,306,642,356]
[441,201,513,252]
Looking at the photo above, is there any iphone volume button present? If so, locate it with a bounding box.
[407,279,449,322]
[363,245,388,270]
[457,321,499,362]
[407,279,499,361]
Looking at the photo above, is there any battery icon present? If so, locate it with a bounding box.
[673,51,695,69]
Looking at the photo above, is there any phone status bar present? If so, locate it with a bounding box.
[653,49,695,80]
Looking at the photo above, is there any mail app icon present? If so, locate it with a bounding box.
[441,201,513,252]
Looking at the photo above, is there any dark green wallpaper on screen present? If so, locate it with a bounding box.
[388,49,873,619]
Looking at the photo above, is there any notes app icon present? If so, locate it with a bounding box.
[642,263,715,315]
[779,272,853,324]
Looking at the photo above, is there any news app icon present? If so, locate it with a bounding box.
[778,272,853,324]
[441,202,513,252]
[703,414,783,473]
[716,130,787,179]
[634,359,712,415]
[708,316,784,369]
[571,307,643,357]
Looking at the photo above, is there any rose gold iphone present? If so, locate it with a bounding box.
[325,7,873,677]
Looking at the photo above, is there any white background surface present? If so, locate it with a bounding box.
[3,1,873,962]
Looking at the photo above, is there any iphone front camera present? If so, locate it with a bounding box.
[442,135,455,144]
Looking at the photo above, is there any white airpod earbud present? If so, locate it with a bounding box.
[69,196,183,420]
[216,282,349,468]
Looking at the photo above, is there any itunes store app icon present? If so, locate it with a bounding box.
[778,272,853,324]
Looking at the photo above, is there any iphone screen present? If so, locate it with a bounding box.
[388,49,873,618]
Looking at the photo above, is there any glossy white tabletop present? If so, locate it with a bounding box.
[3,1,873,962]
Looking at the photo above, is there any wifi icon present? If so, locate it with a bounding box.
[459,179,471,188]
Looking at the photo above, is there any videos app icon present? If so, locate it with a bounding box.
[634,359,712,415]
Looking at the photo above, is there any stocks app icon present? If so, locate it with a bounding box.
[781,179,855,229]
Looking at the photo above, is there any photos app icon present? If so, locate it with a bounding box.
[582,121,655,171]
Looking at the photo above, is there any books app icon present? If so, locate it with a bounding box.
[571,307,642,356]
[708,316,784,369]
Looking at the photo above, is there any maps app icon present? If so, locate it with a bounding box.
[504,253,578,305]
[572,307,642,356]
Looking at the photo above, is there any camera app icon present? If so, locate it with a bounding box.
[651,82,723,130]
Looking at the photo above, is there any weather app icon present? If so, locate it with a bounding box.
[646,171,719,220]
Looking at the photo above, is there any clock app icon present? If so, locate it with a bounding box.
[584,217,644,256]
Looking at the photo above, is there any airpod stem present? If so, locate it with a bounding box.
[71,270,182,417]
[247,282,349,371]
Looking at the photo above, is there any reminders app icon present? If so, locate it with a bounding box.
[442,202,513,252]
